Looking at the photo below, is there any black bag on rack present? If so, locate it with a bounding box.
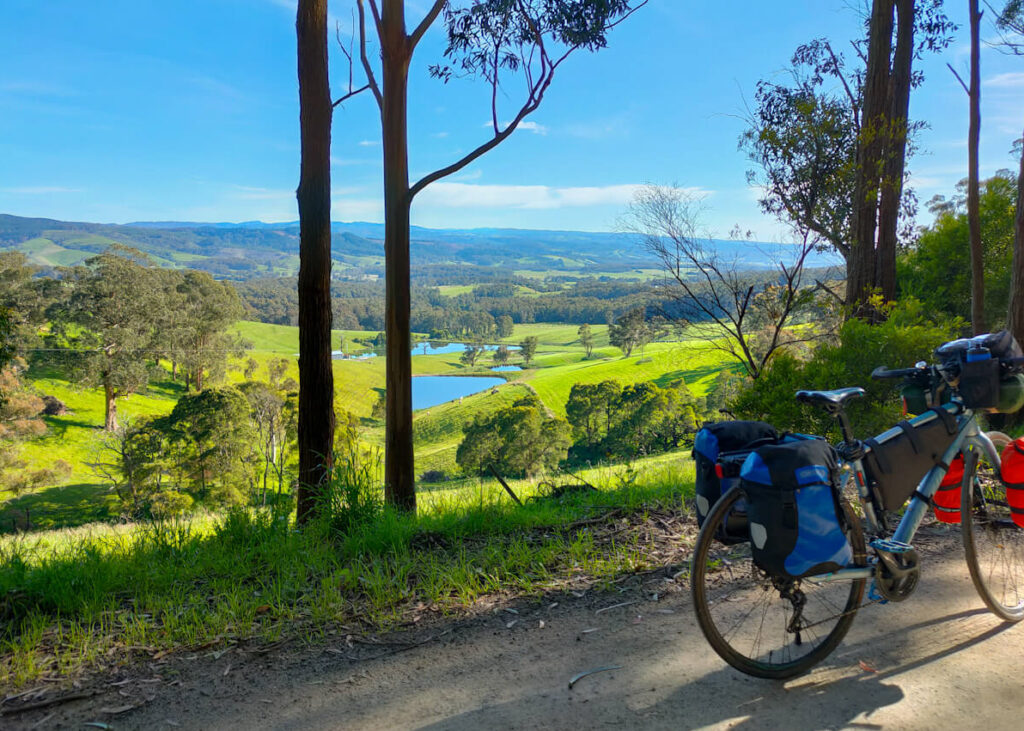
[741,439,852,580]
[693,421,778,543]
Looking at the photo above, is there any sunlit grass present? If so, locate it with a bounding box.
[0,461,695,689]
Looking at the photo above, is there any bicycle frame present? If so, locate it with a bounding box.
[807,405,996,585]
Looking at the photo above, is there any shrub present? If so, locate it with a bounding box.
[732,299,963,439]
[149,490,194,519]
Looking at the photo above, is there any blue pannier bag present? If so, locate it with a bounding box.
[693,420,778,543]
[741,439,852,580]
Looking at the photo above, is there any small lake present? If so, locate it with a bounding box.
[333,341,519,360]
[490,365,521,372]
[412,342,520,356]
[414,376,504,411]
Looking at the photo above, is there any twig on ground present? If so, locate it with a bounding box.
[0,691,97,716]
[568,665,622,689]
[595,600,638,615]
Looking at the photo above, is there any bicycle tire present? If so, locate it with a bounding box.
[961,446,1024,621]
[691,486,867,679]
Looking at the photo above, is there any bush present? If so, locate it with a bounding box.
[419,470,448,484]
[732,299,963,439]
[149,490,194,519]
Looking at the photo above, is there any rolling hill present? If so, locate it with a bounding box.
[0,213,840,281]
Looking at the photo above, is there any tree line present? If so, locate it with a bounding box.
[455,378,702,479]
[0,249,246,430]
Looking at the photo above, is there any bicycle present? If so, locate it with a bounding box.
[690,356,1024,679]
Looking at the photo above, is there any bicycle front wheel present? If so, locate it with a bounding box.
[690,487,866,679]
[962,446,1024,621]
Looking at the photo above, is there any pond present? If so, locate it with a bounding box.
[490,365,522,372]
[333,342,520,359]
[412,342,520,356]
[414,376,505,411]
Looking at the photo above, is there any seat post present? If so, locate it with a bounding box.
[834,408,857,446]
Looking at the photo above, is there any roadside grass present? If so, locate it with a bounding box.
[0,460,696,689]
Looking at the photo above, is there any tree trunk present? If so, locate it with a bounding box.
[381,1,417,512]
[104,381,118,431]
[847,0,894,315]
[195,367,203,392]
[876,0,914,303]
[1009,128,1024,345]
[295,0,336,525]
[968,0,986,334]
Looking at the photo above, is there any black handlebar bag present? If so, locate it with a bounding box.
[740,439,852,580]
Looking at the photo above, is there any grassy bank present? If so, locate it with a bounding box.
[0,459,695,689]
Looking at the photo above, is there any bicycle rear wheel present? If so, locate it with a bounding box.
[691,487,866,679]
[962,446,1024,621]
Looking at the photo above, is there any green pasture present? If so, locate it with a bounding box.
[6,319,729,532]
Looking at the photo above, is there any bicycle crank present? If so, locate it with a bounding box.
[871,542,920,602]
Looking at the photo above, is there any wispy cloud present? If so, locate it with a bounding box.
[984,72,1024,89]
[416,182,708,210]
[0,186,82,194]
[358,139,379,147]
[480,120,548,135]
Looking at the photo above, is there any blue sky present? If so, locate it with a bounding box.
[1,0,1022,240]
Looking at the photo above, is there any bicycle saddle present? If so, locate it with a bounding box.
[795,387,866,411]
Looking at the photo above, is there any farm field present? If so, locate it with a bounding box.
[4,319,729,533]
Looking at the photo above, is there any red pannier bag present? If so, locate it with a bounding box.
[1000,439,1024,528]
[932,455,964,524]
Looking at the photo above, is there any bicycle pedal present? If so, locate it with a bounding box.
[870,538,914,554]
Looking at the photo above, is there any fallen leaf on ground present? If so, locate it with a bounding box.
[858,660,878,673]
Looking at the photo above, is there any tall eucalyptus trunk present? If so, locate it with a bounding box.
[295,0,336,524]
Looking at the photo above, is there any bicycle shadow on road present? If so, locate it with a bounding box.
[416,605,1015,731]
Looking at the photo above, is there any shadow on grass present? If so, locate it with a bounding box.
[1,483,117,533]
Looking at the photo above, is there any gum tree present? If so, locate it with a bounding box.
[349,0,647,510]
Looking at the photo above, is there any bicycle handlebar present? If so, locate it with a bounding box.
[871,365,923,380]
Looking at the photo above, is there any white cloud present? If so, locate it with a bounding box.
[416,182,709,210]
[431,131,450,139]
[358,139,379,147]
[0,186,81,194]
[480,120,548,135]
[984,72,1024,89]
[517,121,547,135]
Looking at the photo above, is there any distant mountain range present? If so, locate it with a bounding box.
[0,213,840,282]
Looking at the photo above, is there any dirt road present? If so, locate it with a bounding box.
[11,539,1024,730]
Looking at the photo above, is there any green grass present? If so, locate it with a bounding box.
[1,375,184,531]
[7,319,730,532]
[516,339,729,417]
[501,322,611,349]
[0,457,695,689]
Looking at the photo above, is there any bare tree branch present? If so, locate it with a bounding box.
[356,0,383,108]
[410,0,447,50]
[946,62,970,94]
[333,84,372,107]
